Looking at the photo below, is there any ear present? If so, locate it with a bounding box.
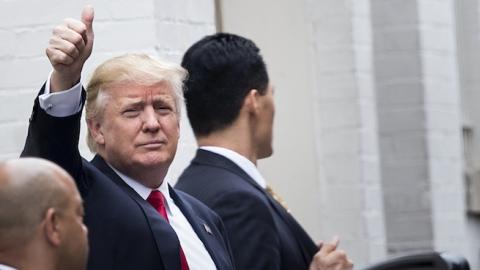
[44,208,62,247]
[243,89,260,114]
[87,118,105,146]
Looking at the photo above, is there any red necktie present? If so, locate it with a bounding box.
[147,190,189,270]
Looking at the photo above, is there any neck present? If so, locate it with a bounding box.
[127,168,167,189]
[98,152,169,189]
[197,119,258,165]
[114,163,168,189]
[0,243,55,270]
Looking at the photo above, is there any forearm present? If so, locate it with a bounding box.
[21,83,85,179]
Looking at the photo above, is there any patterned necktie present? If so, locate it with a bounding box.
[147,190,190,270]
[265,183,290,211]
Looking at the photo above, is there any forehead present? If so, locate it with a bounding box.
[106,81,176,101]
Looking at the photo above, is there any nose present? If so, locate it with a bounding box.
[142,106,160,133]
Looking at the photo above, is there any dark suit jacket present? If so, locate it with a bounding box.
[175,149,318,270]
[21,86,234,270]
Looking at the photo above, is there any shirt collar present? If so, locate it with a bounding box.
[200,146,267,189]
[108,164,173,206]
[0,264,17,270]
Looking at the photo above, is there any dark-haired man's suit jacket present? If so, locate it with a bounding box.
[21,86,235,270]
[175,149,318,270]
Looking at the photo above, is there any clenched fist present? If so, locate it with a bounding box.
[46,5,94,92]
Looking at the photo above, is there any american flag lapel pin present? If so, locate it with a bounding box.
[203,223,212,235]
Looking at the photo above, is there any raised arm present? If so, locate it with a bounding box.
[21,6,95,192]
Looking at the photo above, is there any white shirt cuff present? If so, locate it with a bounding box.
[38,70,83,117]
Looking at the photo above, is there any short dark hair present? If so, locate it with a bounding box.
[181,33,269,136]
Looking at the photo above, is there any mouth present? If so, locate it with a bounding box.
[137,140,166,149]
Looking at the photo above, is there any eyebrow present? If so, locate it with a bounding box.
[121,95,174,106]
[122,100,145,108]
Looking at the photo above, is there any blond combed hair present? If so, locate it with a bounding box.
[85,53,187,153]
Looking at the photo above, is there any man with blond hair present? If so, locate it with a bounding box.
[0,158,88,270]
[21,6,234,270]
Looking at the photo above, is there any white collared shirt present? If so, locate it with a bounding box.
[39,74,216,270]
[39,71,83,117]
[109,167,216,270]
[200,146,267,189]
[0,263,17,270]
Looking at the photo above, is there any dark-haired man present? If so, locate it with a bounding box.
[175,33,353,270]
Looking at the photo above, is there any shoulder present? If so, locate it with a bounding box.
[176,162,253,196]
[174,189,222,220]
[212,189,273,219]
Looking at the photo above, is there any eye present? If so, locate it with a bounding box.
[154,104,173,113]
[122,108,140,117]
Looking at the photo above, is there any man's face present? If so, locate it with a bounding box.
[93,81,180,180]
[255,83,275,159]
[58,178,88,270]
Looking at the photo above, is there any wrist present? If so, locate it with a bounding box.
[50,70,81,92]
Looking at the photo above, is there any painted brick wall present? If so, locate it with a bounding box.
[306,0,386,266]
[0,0,216,183]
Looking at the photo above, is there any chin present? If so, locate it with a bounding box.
[137,154,174,168]
[259,148,274,159]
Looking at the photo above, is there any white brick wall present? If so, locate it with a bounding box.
[455,0,480,268]
[372,0,476,268]
[307,0,386,266]
[0,0,216,183]
[418,0,469,257]
[372,0,434,253]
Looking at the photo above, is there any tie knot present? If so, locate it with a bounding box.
[147,190,166,211]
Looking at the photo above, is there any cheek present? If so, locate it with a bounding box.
[111,118,142,137]
[161,116,180,137]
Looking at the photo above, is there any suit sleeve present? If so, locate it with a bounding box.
[21,83,88,194]
[211,191,281,270]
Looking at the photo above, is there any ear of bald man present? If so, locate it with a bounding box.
[47,5,94,92]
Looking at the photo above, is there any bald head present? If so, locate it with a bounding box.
[0,158,76,251]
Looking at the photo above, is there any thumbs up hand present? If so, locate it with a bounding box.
[46,5,95,92]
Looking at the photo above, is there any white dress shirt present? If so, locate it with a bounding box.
[0,263,17,270]
[39,74,217,270]
[200,146,267,189]
[110,167,216,270]
[39,71,83,117]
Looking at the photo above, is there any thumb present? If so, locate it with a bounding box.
[318,236,340,255]
[81,5,94,33]
[330,235,340,248]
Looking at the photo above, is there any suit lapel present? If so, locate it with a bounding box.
[91,155,182,270]
[194,149,317,262]
[169,186,224,269]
